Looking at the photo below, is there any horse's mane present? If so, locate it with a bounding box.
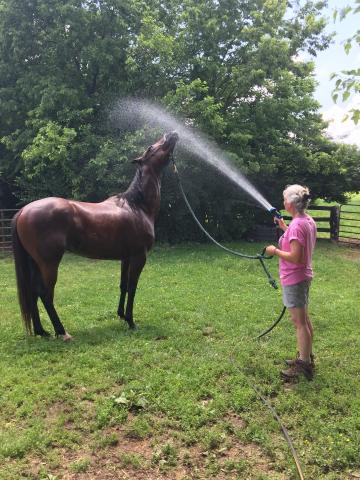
[116,167,145,207]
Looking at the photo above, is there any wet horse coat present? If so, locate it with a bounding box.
[12,132,179,339]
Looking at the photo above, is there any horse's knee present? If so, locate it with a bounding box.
[127,285,136,297]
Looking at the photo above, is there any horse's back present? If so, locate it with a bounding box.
[15,196,155,262]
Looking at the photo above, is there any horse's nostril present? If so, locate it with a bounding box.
[167,131,179,142]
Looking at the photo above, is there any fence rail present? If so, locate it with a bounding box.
[0,209,18,254]
[339,204,360,244]
[1,204,359,254]
[283,205,339,241]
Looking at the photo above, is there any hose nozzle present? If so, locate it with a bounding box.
[269,207,283,220]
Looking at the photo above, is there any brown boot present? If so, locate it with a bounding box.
[281,359,314,382]
[285,352,315,368]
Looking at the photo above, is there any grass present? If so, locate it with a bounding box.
[0,241,359,479]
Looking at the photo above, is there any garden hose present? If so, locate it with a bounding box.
[249,381,305,480]
[172,158,305,479]
[255,305,287,339]
[171,161,278,289]
[171,158,286,338]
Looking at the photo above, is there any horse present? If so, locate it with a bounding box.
[12,131,179,340]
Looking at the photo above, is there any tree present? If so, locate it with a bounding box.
[331,2,360,124]
[0,0,142,200]
[0,0,358,242]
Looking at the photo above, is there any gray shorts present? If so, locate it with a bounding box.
[282,280,311,308]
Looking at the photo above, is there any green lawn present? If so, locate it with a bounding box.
[0,242,359,479]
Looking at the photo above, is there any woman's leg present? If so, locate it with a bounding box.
[305,306,314,342]
[288,306,312,363]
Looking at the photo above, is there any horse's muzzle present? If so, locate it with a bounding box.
[164,131,179,150]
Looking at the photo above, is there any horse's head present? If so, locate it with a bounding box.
[134,131,179,172]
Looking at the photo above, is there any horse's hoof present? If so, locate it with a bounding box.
[59,333,73,341]
[128,323,137,330]
[35,330,51,338]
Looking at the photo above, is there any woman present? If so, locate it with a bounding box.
[266,185,317,382]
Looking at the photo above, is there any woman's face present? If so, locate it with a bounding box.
[283,195,293,214]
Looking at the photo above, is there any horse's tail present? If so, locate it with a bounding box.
[12,212,33,334]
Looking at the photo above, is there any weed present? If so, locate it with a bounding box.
[125,415,152,439]
[223,458,248,474]
[70,457,91,473]
[94,431,119,448]
[119,452,143,469]
[152,443,178,469]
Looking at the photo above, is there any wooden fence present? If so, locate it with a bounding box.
[252,205,340,243]
[339,204,360,244]
[0,205,358,254]
[283,205,340,241]
[0,209,17,254]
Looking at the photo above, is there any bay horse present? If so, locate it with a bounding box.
[12,131,179,340]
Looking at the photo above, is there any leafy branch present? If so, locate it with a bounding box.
[332,2,360,124]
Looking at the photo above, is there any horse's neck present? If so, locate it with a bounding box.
[141,171,161,218]
[122,166,162,218]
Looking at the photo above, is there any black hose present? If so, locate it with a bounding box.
[256,306,287,339]
[173,158,304,477]
[249,381,306,480]
[172,163,278,289]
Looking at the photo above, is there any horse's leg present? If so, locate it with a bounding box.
[38,262,71,341]
[29,258,51,337]
[31,295,51,337]
[117,259,129,319]
[125,253,146,330]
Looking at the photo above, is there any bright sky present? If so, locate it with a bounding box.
[312,0,360,146]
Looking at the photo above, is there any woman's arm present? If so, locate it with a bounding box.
[266,239,304,264]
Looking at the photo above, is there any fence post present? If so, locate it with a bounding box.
[0,210,4,247]
[330,206,340,242]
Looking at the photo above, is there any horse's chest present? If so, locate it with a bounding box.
[118,215,155,249]
[105,217,154,258]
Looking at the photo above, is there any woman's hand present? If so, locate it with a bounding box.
[266,245,277,256]
[266,240,304,264]
[274,217,287,232]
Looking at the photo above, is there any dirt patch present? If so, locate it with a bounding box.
[339,247,360,261]
[226,412,246,431]
[45,401,72,426]
[21,414,287,480]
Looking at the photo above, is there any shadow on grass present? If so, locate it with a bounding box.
[73,318,171,344]
[2,316,172,357]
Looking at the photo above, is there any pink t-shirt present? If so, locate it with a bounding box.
[278,214,317,286]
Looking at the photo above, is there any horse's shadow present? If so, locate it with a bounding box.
[72,316,170,346]
[5,315,170,356]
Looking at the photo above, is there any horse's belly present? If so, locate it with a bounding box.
[66,220,154,260]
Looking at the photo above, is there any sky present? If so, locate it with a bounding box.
[311,0,360,146]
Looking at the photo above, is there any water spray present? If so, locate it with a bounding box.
[111,98,274,213]
[111,100,287,335]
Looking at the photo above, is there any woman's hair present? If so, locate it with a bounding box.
[283,184,311,213]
